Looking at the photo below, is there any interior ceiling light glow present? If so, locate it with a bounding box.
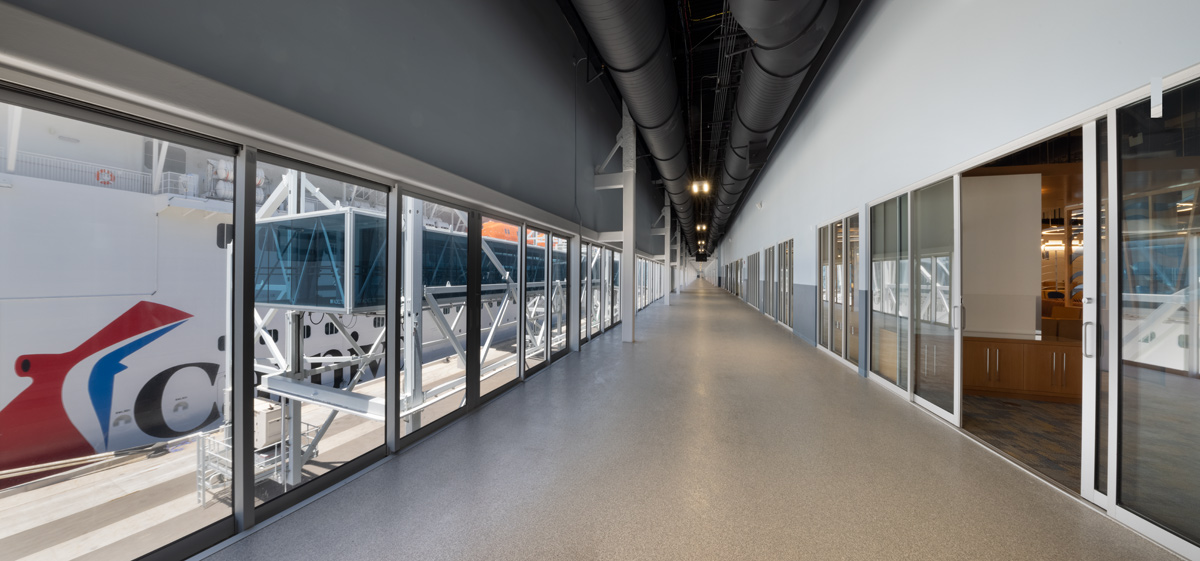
[703,181,710,193]
[692,182,699,193]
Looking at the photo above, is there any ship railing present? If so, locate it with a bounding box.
[196,421,320,507]
[0,146,228,202]
[0,146,154,194]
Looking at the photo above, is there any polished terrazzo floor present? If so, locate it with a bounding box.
[201,280,1180,561]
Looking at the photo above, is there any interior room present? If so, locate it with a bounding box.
[960,129,1085,490]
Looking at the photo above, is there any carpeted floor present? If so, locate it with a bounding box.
[963,394,1082,490]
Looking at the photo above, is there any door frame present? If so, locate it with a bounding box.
[1079,119,1105,507]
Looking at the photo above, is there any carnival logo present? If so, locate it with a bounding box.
[0,302,192,473]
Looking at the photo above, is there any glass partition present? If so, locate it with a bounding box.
[912,179,956,414]
[832,220,845,355]
[870,195,910,389]
[480,216,521,391]
[1116,79,1200,545]
[0,99,237,558]
[819,225,830,348]
[847,214,861,365]
[1096,117,1109,494]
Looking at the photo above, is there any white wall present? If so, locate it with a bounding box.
[961,174,1041,339]
[717,0,1200,284]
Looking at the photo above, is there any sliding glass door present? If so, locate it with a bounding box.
[912,177,962,424]
[1111,79,1200,549]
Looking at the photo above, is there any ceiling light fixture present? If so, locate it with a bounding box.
[692,182,700,194]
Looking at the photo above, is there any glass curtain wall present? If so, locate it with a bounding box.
[0,99,237,558]
[590,245,603,336]
[252,159,389,505]
[611,250,622,325]
[411,201,469,421]
[480,216,521,392]
[550,234,568,357]
[523,228,547,372]
[603,248,614,329]
[1115,78,1200,545]
[580,243,589,344]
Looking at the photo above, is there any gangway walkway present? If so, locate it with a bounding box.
[201,280,1179,561]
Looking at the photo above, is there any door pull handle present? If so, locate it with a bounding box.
[1082,322,1095,358]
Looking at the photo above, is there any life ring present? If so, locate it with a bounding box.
[96,169,115,185]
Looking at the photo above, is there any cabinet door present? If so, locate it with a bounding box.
[1024,344,1062,394]
[990,342,1025,390]
[963,341,991,388]
[1060,346,1082,398]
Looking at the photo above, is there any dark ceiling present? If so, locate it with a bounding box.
[559,0,869,256]
[666,0,747,250]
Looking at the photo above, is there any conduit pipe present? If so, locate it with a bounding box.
[570,0,697,250]
[710,0,838,241]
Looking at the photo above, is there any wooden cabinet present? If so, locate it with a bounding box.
[963,337,1081,402]
[990,342,1025,390]
[963,340,991,388]
[1025,344,1081,398]
[1024,345,1061,393]
[963,340,1025,391]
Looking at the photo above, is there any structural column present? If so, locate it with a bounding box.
[402,197,425,434]
[664,197,672,305]
[568,235,581,351]
[620,104,637,342]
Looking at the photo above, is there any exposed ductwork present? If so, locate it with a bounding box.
[710,0,839,241]
[570,0,697,250]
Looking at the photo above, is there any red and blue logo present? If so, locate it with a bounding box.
[0,302,192,477]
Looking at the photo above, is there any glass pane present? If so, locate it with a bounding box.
[833,222,845,355]
[551,235,567,356]
[848,215,861,365]
[0,100,235,557]
[580,243,589,342]
[913,179,956,413]
[820,225,829,348]
[252,161,388,505]
[1117,79,1200,545]
[524,229,547,371]
[480,216,521,391]
[590,246,603,336]
[415,201,468,422]
[1096,117,1109,494]
[870,195,910,389]
[612,251,621,325]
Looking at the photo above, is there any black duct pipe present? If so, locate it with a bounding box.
[570,0,697,250]
[710,0,838,240]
